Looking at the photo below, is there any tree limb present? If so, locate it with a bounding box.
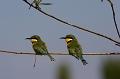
[1,50,120,55]
[23,0,120,45]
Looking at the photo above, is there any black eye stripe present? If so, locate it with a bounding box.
[66,37,73,39]
[31,37,37,39]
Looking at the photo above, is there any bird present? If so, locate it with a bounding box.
[59,34,88,65]
[26,35,55,61]
[29,0,42,9]
[29,0,52,9]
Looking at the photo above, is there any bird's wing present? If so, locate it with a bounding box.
[75,47,82,56]
[68,48,78,59]
[68,48,75,54]
[33,42,48,55]
[75,45,85,61]
[33,46,46,55]
[41,42,49,53]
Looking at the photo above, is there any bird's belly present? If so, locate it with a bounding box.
[34,51,42,55]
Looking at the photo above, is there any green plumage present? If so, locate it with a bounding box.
[26,35,55,61]
[60,34,88,65]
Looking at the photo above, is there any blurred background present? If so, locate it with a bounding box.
[56,57,120,79]
[100,57,120,79]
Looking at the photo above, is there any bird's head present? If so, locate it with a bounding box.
[59,34,76,43]
[25,35,41,44]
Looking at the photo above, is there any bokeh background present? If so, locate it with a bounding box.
[0,0,120,79]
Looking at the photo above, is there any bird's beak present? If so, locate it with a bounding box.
[25,38,31,40]
[59,37,66,39]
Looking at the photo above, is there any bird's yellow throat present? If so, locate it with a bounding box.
[30,39,37,44]
[65,38,72,43]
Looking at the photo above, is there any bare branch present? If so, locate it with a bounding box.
[115,43,120,47]
[101,0,120,39]
[1,50,120,55]
[23,0,120,45]
[108,0,120,39]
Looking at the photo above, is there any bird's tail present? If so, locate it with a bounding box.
[47,53,56,61]
[80,56,88,65]
[39,3,52,5]
[45,49,55,61]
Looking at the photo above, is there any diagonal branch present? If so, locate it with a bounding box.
[23,0,120,45]
[1,50,120,55]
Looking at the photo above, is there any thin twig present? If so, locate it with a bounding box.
[115,43,120,47]
[23,0,120,45]
[108,0,120,39]
[102,0,120,39]
[1,50,120,55]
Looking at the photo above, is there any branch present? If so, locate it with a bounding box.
[101,0,120,39]
[108,0,120,39]
[1,50,120,55]
[23,0,120,45]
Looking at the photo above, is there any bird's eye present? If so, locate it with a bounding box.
[68,37,73,39]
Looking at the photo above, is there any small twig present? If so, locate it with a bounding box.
[33,55,36,68]
[108,0,120,39]
[23,0,120,45]
[102,0,120,39]
[107,0,113,6]
[1,50,120,55]
[115,43,120,47]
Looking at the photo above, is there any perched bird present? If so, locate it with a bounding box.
[59,34,88,65]
[26,35,55,61]
[29,0,52,9]
[29,0,42,9]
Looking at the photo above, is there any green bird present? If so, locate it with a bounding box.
[26,35,55,61]
[59,34,88,65]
